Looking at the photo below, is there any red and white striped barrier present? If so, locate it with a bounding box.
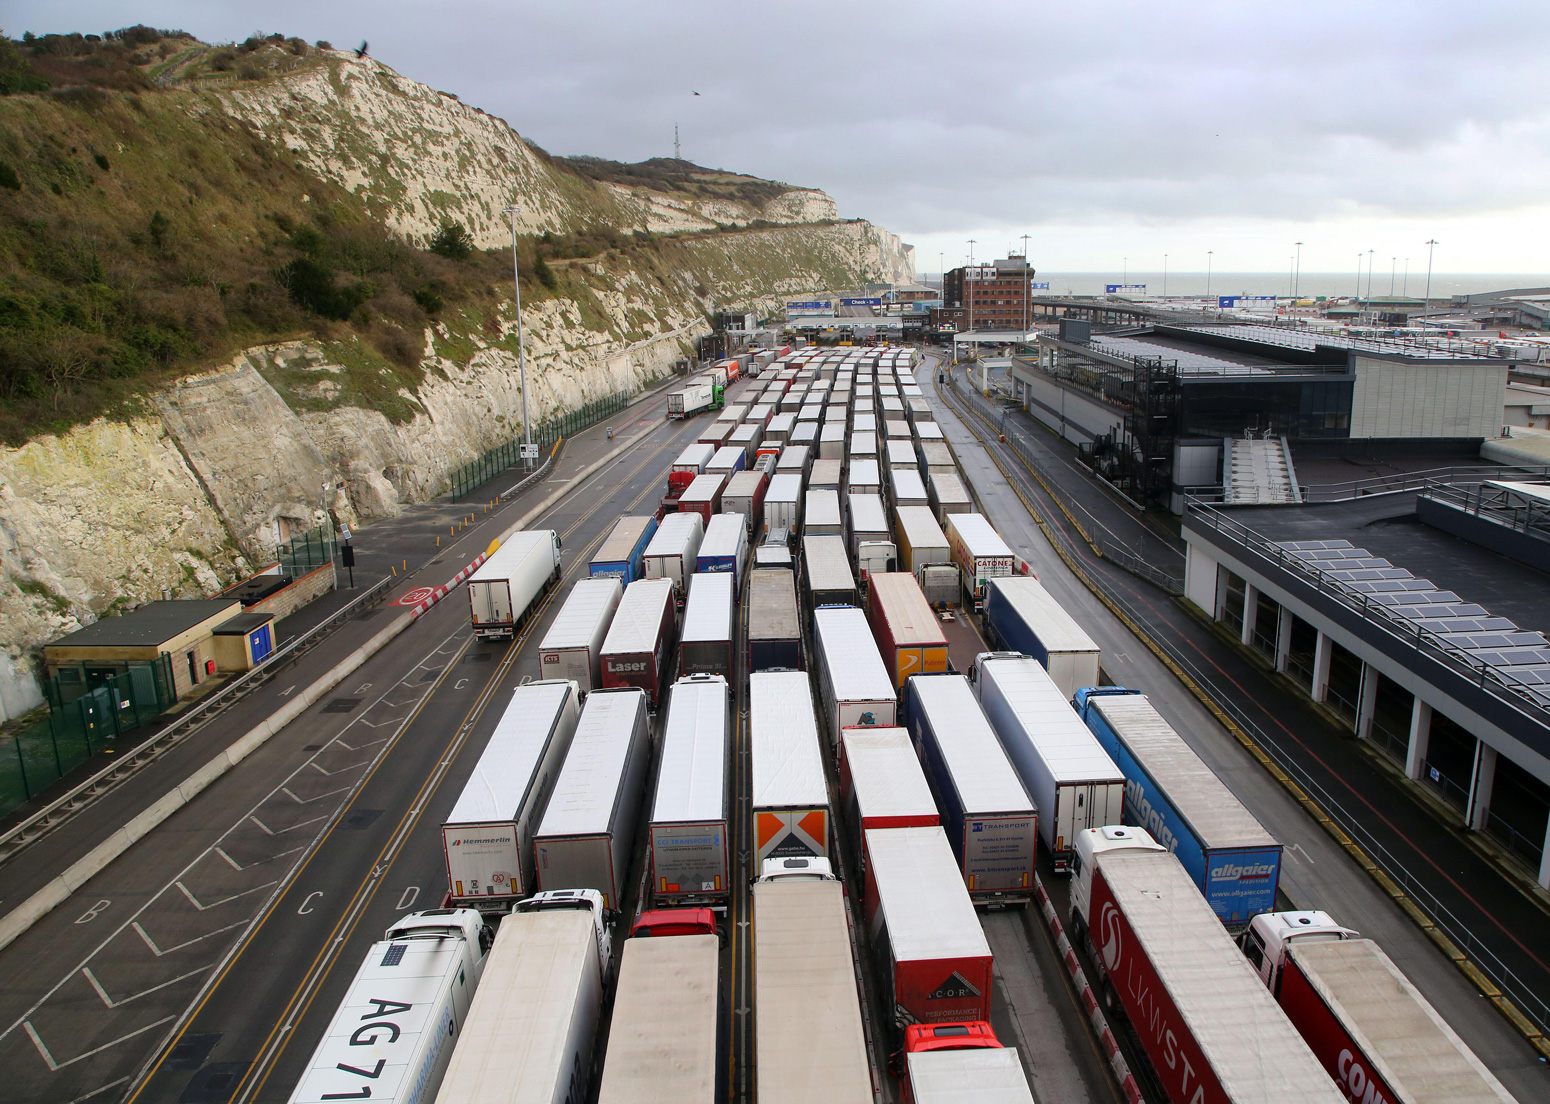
[1034,875,1143,1104]
[407,549,492,619]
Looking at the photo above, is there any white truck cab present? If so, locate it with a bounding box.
[514,888,615,977]
[1240,910,1356,991]
[857,540,898,586]
[757,856,837,882]
[384,907,494,955]
[1069,825,1165,944]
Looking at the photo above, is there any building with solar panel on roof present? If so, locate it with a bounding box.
[1182,477,1550,891]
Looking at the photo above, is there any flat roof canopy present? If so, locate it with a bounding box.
[50,600,242,649]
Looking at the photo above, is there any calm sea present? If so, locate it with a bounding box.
[1004,272,1550,301]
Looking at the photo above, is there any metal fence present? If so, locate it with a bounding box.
[2,655,177,817]
[278,524,337,576]
[449,390,631,500]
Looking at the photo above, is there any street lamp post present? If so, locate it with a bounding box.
[1162,253,1168,298]
[1020,232,1030,343]
[1206,250,1213,298]
[1294,241,1303,299]
[1365,249,1375,323]
[503,205,533,469]
[967,239,976,359]
[1424,239,1438,315]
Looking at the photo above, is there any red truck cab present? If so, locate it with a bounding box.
[905,1020,1001,1054]
[631,907,717,939]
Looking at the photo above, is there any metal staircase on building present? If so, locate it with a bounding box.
[1224,436,1301,504]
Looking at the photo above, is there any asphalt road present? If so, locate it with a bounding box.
[922,351,1550,1100]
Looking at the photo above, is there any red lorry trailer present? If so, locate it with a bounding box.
[669,442,717,498]
[1243,911,1521,1104]
[839,727,938,891]
[598,578,678,707]
[863,825,994,1040]
[678,473,726,527]
[1070,827,1345,1104]
[867,573,949,689]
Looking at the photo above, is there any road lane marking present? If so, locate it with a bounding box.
[132,919,247,957]
[175,881,277,912]
[248,813,330,837]
[84,966,212,1009]
[394,886,419,911]
[297,892,323,916]
[74,901,111,925]
[25,1018,173,1072]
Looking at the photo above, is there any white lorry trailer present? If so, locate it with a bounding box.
[432,890,611,1104]
[442,680,582,907]
[537,578,622,693]
[642,511,704,594]
[288,909,491,1104]
[982,576,1100,698]
[649,674,731,908]
[596,932,724,1104]
[944,514,1014,611]
[750,670,831,868]
[466,530,563,640]
[811,605,898,753]
[972,653,1124,873]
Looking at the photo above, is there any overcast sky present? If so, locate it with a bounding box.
[14,1,1550,274]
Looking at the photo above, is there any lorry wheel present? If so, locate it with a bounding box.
[1069,912,1087,952]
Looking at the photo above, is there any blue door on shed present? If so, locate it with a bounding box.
[250,624,273,663]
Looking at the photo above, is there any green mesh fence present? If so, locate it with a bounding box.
[448,390,632,500]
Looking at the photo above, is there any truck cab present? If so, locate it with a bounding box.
[384,906,495,962]
[904,1021,1002,1055]
[756,856,836,882]
[514,888,614,978]
[1240,910,1356,992]
[1069,825,1164,946]
[857,540,898,586]
[632,907,718,939]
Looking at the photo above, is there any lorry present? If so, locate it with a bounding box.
[668,379,722,419]
[804,488,843,537]
[538,577,622,693]
[288,909,492,1104]
[890,468,930,511]
[749,670,831,868]
[642,510,704,595]
[1068,826,1344,1104]
[929,471,974,524]
[432,890,613,1104]
[596,929,724,1104]
[747,568,802,672]
[669,442,716,498]
[905,674,1037,904]
[820,422,847,460]
[764,472,804,537]
[754,530,794,570]
[886,437,919,473]
[902,1026,1035,1104]
[721,470,767,536]
[850,431,879,461]
[847,492,892,562]
[973,654,1124,873]
[802,534,858,610]
[863,826,995,1037]
[707,444,747,481]
[918,440,955,478]
[679,571,735,680]
[810,457,843,492]
[696,512,750,589]
[839,727,938,890]
[1075,687,1283,925]
[649,674,731,908]
[533,688,651,909]
[590,516,659,583]
[847,458,883,498]
[598,577,678,707]
[728,421,762,463]
[896,506,958,608]
[466,530,563,640]
[752,861,873,1104]
[983,577,1099,698]
[866,573,949,688]
[764,411,796,451]
[1241,910,1521,1104]
[945,513,1014,610]
[812,605,899,752]
[442,680,581,906]
[678,473,727,527]
[697,421,733,449]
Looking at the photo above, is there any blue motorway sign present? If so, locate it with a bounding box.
[787,300,831,310]
[1030,282,1050,290]
[1218,295,1277,307]
[840,297,883,307]
[1105,284,1147,293]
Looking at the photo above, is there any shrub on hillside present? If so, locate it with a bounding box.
[429,221,473,260]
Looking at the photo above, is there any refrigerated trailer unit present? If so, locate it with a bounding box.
[863,826,995,1037]
[983,577,1100,698]
[763,473,804,537]
[728,422,762,464]
[918,441,956,478]
[804,488,843,537]
[1069,827,1343,1104]
[533,687,651,909]
[668,379,719,418]
[670,442,717,498]
[1075,687,1282,925]
[599,577,678,706]
[679,571,735,680]
[748,568,802,672]
[812,605,898,753]
[847,493,891,562]
[721,470,767,536]
[752,876,872,1104]
[442,680,581,906]
[847,458,882,498]
[890,468,930,511]
[590,516,659,583]
[809,457,843,492]
[467,530,563,639]
[905,674,1037,904]
[886,437,919,473]
[643,510,704,594]
[537,577,622,693]
[802,534,858,610]
[895,506,957,608]
[597,933,724,1104]
[972,654,1124,873]
[288,909,490,1104]
[867,573,948,689]
[649,674,731,908]
[929,471,974,524]
[749,670,831,867]
[696,512,750,589]
[432,896,610,1104]
[945,513,1014,611]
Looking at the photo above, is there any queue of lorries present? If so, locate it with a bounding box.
[289,345,1518,1104]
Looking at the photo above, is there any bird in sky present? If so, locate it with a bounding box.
[692,90,700,95]
[356,41,369,59]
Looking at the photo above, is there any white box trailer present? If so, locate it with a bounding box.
[696,512,750,590]
[597,933,723,1104]
[672,441,716,475]
[915,422,946,444]
[669,380,717,419]
[974,654,1124,873]
[945,513,1014,610]
[752,876,872,1104]
[679,571,735,680]
[849,431,878,462]
[847,493,891,559]
[433,900,608,1104]
[904,674,1037,903]
[905,1048,1035,1104]
[839,727,938,890]
[890,468,929,511]
[805,488,843,537]
[750,670,831,867]
[443,681,582,905]
[928,471,974,523]
[533,687,651,909]
[819,422,847,460]
[538,578,622,693]
[728,421,762,462]
[982,577,1100,698]
[885,437,919,472]
[847,458,882,498]
[812,606,898,753]
[853,413,878,435]
[918,441,955,477]
[643,511,704,593]
[289,909,490,1104]
[765,411,796,449]
[810,457,843,492]
[764,472,804,536]
[649,674,731,907]
[467,530,563,640]
[722,470,767,536]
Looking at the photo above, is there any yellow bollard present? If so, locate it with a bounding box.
[391,565,397,576]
